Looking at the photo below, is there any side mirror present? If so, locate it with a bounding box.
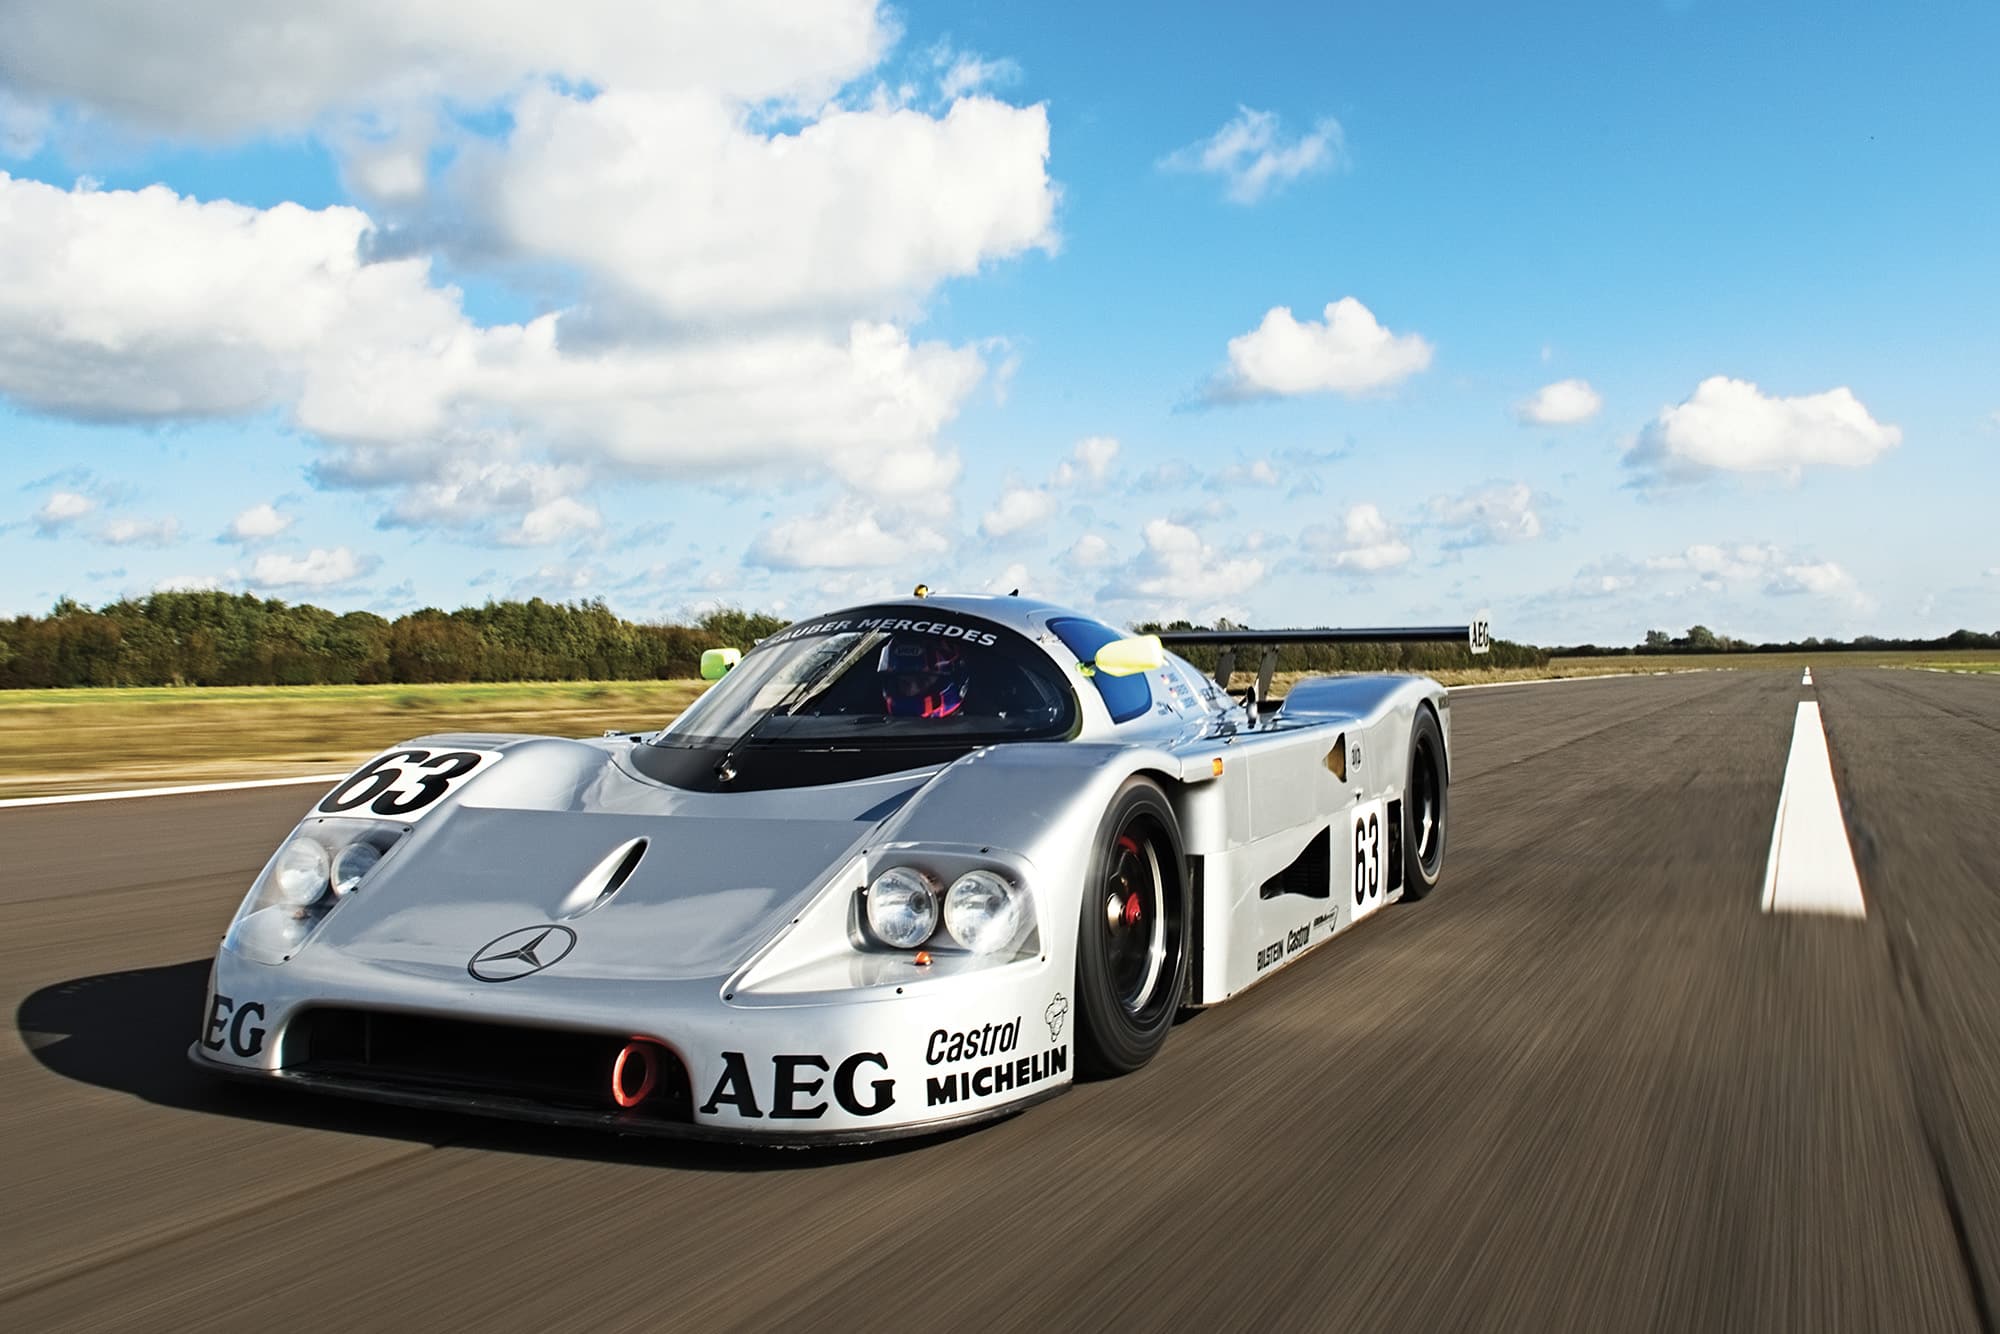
[1093,634,1165,677]
[700,647,741,681]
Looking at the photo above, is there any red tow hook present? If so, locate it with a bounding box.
[612,1040,660,1109]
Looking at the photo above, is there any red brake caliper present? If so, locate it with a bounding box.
[1116,835,1144,926]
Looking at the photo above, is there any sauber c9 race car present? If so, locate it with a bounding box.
[192,593,1491,1144]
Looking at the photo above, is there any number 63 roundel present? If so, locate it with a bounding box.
[316,748,504,822]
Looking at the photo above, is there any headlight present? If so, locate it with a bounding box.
[271,837,331,906]
[225,819,408,964]
[865,866,938,948]
[944,869,1026,955]
[331,840,382,895]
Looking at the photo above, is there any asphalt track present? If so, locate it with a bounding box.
[5,668,1998,1332]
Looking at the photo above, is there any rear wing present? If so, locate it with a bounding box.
[1158,612,1491,698]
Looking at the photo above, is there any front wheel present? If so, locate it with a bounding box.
[1399,707,1448,901]
[1075,777,1190,1076]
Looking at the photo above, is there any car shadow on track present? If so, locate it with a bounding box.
[15,960,983,1172]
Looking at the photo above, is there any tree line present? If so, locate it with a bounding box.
[1554,625,2000,656]
[7,595,1984,691]
[4,596,1538,689]
[0,592,787,688]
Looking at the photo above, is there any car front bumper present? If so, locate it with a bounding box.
[192,943,1077,1144]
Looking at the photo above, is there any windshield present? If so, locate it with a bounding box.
[656,607,1075,749]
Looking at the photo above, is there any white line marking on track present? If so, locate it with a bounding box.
[0,772,347,810]
[1449,669,1708,693]
[1760,701,1866,917]
[1802,667,1813,686]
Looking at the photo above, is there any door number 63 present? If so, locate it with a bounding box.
[1353,809,1381,906]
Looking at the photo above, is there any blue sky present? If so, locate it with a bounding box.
[1,0,1994,644]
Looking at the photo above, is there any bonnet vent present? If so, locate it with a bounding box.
[558,837,648,918]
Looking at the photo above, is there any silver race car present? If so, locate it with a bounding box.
[192,593,1490,1143]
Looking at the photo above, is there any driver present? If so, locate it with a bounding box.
[878,637,968,717]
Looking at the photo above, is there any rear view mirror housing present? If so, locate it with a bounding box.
[1093,635,1165,678]
[700,647,741,681]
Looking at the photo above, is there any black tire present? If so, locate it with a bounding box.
[1399,706,1448,901]
[1075,777,1190,1076]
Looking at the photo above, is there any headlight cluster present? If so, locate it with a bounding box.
[862,864,1031,956]
[225,820,404,964]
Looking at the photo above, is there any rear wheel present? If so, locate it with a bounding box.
[1399,707,1448,901]
[1075,777,1189,1076]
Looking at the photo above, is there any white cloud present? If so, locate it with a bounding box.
[500,496,603,547]
[1304,503,1413,572]
[1215,459,1280,488]
[377,460,590,532]
[226,502,293,542]
[344,141,430,203]
[1516,378,1602,426]
[1209,297,1432,401]
[1066,534,1113,567]
[1645,542,1872,609]
[1646,542,1782,582]
[1627,376,1901,481]
[980,484,1058,539]
[0,174,449,424]
[1766,560,1861,601]
[1052,435,1119,487]
[982,562,1031,595]
[1099,518,1265,617]
[466,86,1057,324]
[0,175,984,522]
[508,561,609,600]
[99,515,182,547]
[1429,483,1543,546]
[1575,572,1637,597]
[745,497,948,571]
[935,49,1019,101]
[0,8,1074,591]
[249,545,376,590]
[0,0,891,137]
[976,436,1119,541]
[34,490,94,532]
[805,570,899,605]
[1160,107,1343,205]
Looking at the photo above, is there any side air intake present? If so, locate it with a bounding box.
[1259,827,1332,900]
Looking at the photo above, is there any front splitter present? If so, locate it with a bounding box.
[188,1044,1065,1148]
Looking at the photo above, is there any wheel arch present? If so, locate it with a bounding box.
[1137,766,1209,1009]
[1415,694,1450,786]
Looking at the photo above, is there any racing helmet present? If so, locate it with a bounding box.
[878,637,967,717]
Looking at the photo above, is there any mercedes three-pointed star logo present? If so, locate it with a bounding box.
[467,924,578,982]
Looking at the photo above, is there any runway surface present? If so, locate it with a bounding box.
[4,668,1998,1331]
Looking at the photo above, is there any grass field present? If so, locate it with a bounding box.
[1,648,1993,799]
[0,679,706,799]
